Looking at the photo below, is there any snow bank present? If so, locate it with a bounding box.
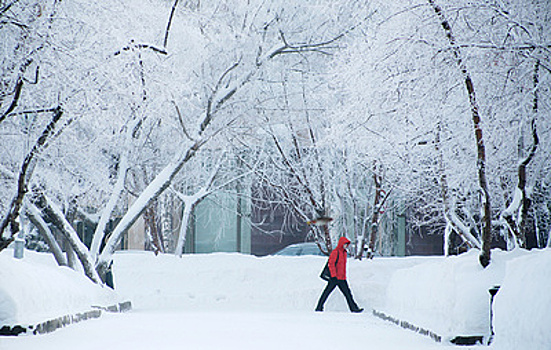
[379,248,551,347]
[112,251,330,312]
[492,249,551,350]
[111,250,432,314]
[0,249,120,327]
[382,250,506,342]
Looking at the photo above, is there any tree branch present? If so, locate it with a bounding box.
[114,41,168,56]
[0,78,23,124]
[0,106,63,251]
[164,0,180,48]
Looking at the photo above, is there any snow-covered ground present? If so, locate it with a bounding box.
[1,247,550,349]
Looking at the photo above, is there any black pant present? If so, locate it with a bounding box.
[316,278,360,311]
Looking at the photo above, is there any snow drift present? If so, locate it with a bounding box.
[0,250,120,328]
[492,250,551,350]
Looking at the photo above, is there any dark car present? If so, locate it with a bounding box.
[273,242,325,256]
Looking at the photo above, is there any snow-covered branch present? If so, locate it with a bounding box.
[24,202,67,266]
[0,106,63,250]
[33,192,102,283]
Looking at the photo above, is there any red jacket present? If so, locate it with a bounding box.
[328,237,350,280]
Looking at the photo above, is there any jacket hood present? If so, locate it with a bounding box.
[337,236,351,249]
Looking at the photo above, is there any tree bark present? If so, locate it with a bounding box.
[502,61,540,248]
[163,0,180,48]
[365,163,382,258]
[90,152,129,260]
[144,201,163,254]
[175,201,196,256]
[0,78,23,124]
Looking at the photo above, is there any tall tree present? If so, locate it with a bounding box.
[427,0,492,267]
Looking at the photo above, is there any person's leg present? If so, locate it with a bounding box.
[336,280,363,312]
[315,279,338,311]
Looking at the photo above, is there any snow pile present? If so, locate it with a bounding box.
[0,249,119,326]
[380,248,551,347]
[492,249,551,350]
[383,250,506,342]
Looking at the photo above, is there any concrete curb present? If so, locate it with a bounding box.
[372,309,487,346]
[372,309,443,343]
[0,301,132,336]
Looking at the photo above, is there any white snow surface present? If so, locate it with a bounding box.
[385,249,506,341]
[492,249,551,350]
[0,250,118,326]
[0,248,550,349]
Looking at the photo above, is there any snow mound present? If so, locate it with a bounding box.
[383,249,506,342]
[0,249,120,326]
[380,248,551,347]
[492,249,551,350]
[112,251,330,312]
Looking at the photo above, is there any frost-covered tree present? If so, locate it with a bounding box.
[2,0,368,283]
[327,0,551,265]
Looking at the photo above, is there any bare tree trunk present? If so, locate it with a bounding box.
[65,242,78,270]
[90,153,129,260]
[144,201,163,255]
[355,212,370,259]
[429,0,493,267]
[357,161,392,259]
[365,162,382,259]
[501,61,540,249]
[436,120,455,255]
[175,201,196,256]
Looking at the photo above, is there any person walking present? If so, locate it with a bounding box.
[315,236,363,313]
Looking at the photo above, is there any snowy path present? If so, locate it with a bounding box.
[1,309,466,350]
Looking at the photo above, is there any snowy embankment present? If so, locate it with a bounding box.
[1,247,550,349]
[0,250,123,334]
[111,250,443,315]
[492,250,551,350]
[381,249,551,348]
